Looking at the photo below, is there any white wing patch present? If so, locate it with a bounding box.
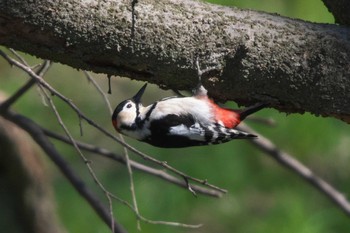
[169,124,206,141]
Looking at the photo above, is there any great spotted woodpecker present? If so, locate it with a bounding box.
[112,83,266,148]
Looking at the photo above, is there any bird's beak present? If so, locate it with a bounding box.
[132,83,147,103]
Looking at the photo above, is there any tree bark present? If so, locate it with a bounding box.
[0,0,350,122]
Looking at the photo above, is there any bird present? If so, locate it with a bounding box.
[112,83,266,148]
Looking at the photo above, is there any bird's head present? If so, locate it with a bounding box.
[112,83,147,132]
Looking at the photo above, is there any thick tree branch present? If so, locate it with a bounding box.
[1,0,350,122]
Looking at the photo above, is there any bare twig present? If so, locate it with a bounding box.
[9,48,30,67]
[184,177,197,197]
[43,128,223,197]
[0,49,226,195]
[238,123,350,216]
[120,134,141,229]
[0,60,51,112]
[2,110,127,233]
[108,192,202,229]
[84,71,120,230]
[84,71,113,113]
[37,84,119,232]
[85,71,141,229]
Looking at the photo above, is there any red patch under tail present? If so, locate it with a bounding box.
[209,100,241,128]
[210,101,267,128]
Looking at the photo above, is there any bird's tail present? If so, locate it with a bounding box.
[238,103,268,121]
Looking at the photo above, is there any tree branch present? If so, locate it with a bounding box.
[43,128,223,197]
[238,124,350,217]
[0,60,50,112]
[0,0,350,122]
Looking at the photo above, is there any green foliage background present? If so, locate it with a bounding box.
[1,0,349,233]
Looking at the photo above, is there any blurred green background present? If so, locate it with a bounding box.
[1,0,349,233]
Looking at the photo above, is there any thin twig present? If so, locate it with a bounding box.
[238,123,350,217]
[37,85,118,232]
[85,71,141,229]
[43,128,223,197]
[0,49,226,195]
[108,192,202,229]
[121,134,141,230]
[0,60,51,112]
[9,48,30,67]
[184,177,197,197]
[84,71,113,112]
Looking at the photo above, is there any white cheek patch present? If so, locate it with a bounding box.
[117,111,136,127]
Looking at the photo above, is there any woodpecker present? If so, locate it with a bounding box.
[112,83,266,148]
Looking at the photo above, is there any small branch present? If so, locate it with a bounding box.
[84,71,113,113]
[43,128,223,197]
[2,110,127,233]
[85,71,141,229]
[238,124,350,217]
[0,79,36,112]
[0,60,51,112]
[184,177,197,197]
[37,85,118,232]
[84,71,120,230]
[107,192,202,229]
[9,48,30,67]
[122,135,141,230]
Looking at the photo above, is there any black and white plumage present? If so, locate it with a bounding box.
[112,83,266,148]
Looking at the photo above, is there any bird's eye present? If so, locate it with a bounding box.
[126,103,132,108]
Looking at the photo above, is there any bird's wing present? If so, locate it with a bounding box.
[171,122,256,144]
[148,114,255,147]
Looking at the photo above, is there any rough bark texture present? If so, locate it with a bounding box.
[0,0,350,122]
